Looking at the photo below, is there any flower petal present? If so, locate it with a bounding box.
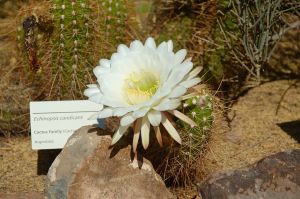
[180,92,199,101]
[145,37,156,49]
[130,40,143,51]
[93,66,110,76]
[101,96,128,108]
[117,44,130,55]
[157,41,167,52]
[174,49,187,64]
[154,126,163,147]
[120,113,136,126]
[152,84,172,100]
[168,85,187,98]
[186,66,202,80]
[99,59,111,68]
[165,60,193,89]
[167,40,173,52]
[89,94,103,104]
[113,107,133,117]
[154,99,181,111]
[147,110,162,126]
[168,110,197,127]
[86,84,97,88]
[111,124,131,145]
[133,118,142,153]
[97,108,113,118]
[161,114,182,144]
[100,73,129,107]
[84,85,101,97]
[141,116,150,149]
[133,107,149,118]
[180,77,201,88]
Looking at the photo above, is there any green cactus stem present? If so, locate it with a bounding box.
[16,0,135,100]
[157,88,214,186]
[49,0,92,99]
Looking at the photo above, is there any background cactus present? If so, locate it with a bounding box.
[48,0,92,99]
[96,0,134,54]
[16,0,135,100]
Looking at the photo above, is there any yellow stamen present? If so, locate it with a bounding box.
[124,70,159,105]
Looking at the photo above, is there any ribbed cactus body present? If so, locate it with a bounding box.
[181,92,214,155]
[99,0,129,41]
[94,0,134,57]
[158,88,214,186]
[16,0,135,100]
[50,0,92,99]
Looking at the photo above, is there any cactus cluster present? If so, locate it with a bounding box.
[157,87,214,186]
[6,0,218,188]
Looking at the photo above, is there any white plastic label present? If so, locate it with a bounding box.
[30,100,103,150]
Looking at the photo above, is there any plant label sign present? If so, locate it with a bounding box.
[30,100,103,150]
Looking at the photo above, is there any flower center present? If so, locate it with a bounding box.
[124,70,159,105]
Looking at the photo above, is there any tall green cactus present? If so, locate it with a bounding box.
[17,0,135,100]
[97,0,133,52]
[49,0,92,99]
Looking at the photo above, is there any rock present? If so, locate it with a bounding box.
[198,149,300,199]
[46,125,175,199]
[0,192,44,199]
[198,80,300,180]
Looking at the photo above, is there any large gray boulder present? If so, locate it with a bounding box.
[46,125,175,199]
[198,149,300,199]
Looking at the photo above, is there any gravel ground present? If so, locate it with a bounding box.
[0,137,46,193]
[198,80,300,180]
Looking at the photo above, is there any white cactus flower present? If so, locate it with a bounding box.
[84,37,202,151]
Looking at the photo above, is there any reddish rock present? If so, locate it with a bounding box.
[46,125,175,199]
[198,149,300,199]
